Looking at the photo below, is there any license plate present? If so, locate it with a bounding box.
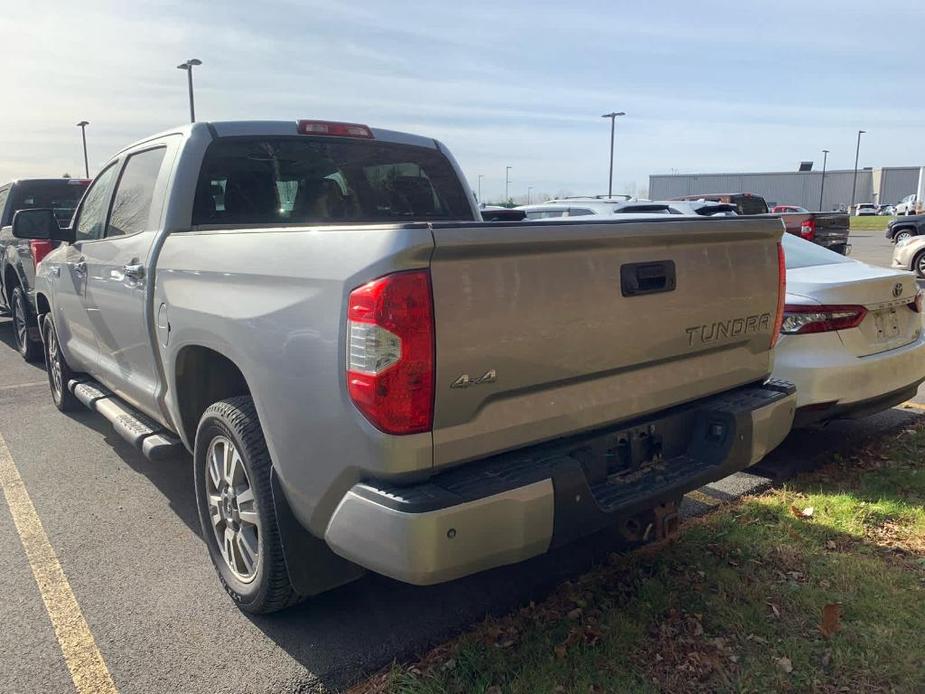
[873,307,901,342]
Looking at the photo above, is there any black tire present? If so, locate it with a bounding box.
[914,250,925,280]
[11,286,42,362]
[894,229,914,244]
[194,396,301,614]
[42,316,79,412]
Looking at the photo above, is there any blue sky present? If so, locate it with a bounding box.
[3,0,922,201]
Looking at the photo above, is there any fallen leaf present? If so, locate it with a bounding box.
[789,505,814,519]
[776,656,794,673]
[825,540,837,550]
[486,687,501,694]
[820,603,842,638]
[567,608,583,620]
[767,602,781,618]
[554,644,567,659]
[442,658,456,671]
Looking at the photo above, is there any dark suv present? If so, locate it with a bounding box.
[0,178,89,360]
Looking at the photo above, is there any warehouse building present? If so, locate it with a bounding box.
[649,166,924,211]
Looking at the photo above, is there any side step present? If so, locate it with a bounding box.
[68,379,184,461]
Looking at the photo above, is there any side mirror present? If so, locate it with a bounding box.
[11,209,74,242]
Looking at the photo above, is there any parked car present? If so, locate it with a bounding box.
[896,194,922,216]
[613,200,738,216]
[891,234,925,277]
[517,196,637,218]
[855,203,878,216]
[0,178,90,360]
[20,119,795,614]
[776,210,851,255]
[885,215,925,243]
[776,234,925,425]
[771,205,809,214]
[671,192,770,215]
[878,204,896,216]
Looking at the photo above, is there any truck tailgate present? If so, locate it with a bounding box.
[429,217,784,468]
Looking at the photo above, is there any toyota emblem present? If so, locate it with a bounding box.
[893,283,904,298]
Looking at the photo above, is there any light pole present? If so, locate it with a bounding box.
[601,111,626,198]
[527,186,533,204]
[76,121,89,178]
[818,149,829,211]
[176,58,202,123]
[505,166,511,201]
[477,174,484,203]
[850,130,866,212]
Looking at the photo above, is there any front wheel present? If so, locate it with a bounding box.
[42,316,79,411]
[12,286,42,362]
[194,396,301,614]
[894,230,914,244]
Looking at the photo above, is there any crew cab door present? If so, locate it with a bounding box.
[80,143,173,416]
[53,163,121,373]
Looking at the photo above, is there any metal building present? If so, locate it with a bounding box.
[649,166,924,211]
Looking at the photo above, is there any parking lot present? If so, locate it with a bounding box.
[0,222,920,694]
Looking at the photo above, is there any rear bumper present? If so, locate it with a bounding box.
[324,380,796,585]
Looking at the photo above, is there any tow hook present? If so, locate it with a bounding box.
[619,499,680,544]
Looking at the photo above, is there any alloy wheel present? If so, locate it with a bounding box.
[46,324,64,400]
[13,293,27,352]
[205,435,261,583]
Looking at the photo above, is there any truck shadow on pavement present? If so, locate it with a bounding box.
[51,382,925,692]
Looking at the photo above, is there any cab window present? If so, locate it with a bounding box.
[107,147,167,237]
[74,164,120,242]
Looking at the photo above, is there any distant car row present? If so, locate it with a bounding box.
[512,191,852,255]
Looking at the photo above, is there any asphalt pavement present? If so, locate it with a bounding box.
[0,221,922,694]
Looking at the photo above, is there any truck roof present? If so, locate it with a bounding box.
[114,120,441,158]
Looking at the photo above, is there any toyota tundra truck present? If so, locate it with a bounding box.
[15,120,795,614]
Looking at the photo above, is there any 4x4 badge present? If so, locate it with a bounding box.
[451,369,496,389]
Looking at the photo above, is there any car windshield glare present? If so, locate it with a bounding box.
[781,233,852,269]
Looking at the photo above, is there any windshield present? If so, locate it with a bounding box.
[7,180,89,226]
[192,136,474,226]
[782,232,852,269]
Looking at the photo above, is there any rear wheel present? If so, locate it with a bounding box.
[11,286,42,362]
[914,251,925,279]
[42,316,79,411]
[894,229,914,243]
[194,396,301,614]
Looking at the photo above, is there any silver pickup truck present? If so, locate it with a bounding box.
[15,120,795,614]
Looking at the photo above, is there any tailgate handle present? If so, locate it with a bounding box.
[620,260,676,297]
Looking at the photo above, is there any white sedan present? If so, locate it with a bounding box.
[775,234,925,426]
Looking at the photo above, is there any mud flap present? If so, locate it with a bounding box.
[270,469,366,596]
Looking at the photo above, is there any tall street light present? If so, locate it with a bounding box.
[819,149,829,211]
[177,58,203,123]
[601,111,626,198]
[850,130,866,212]
[527,186,533,204]
[477,174,484,203]
[76,121,90,178]
[505,166,511,201]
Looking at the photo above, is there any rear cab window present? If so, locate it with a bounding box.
[4,179,89,227]
[192,136,474,226]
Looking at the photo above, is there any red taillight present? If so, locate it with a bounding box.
[799,218,816,240]
[771,242,786,347]
[298,120,374,139]
[780,304,867,335]
[30,240,55,266]
[346,270,434,435]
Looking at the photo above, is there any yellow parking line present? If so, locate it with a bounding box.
[0,432,118,694]
[685,489,722,507]
[900,401,925,412]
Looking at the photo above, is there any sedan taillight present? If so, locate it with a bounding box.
[781,304,867,335]
[799,218,816,241]
[346,270,434,435]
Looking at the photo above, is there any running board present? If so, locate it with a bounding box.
[68,379,183,461]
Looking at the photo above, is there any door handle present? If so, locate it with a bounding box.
[620,260,677,297]
[74,259,87,276]
[122,263,145,280]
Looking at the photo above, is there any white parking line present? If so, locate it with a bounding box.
[0,431,118,694]
[0,380,46,392]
